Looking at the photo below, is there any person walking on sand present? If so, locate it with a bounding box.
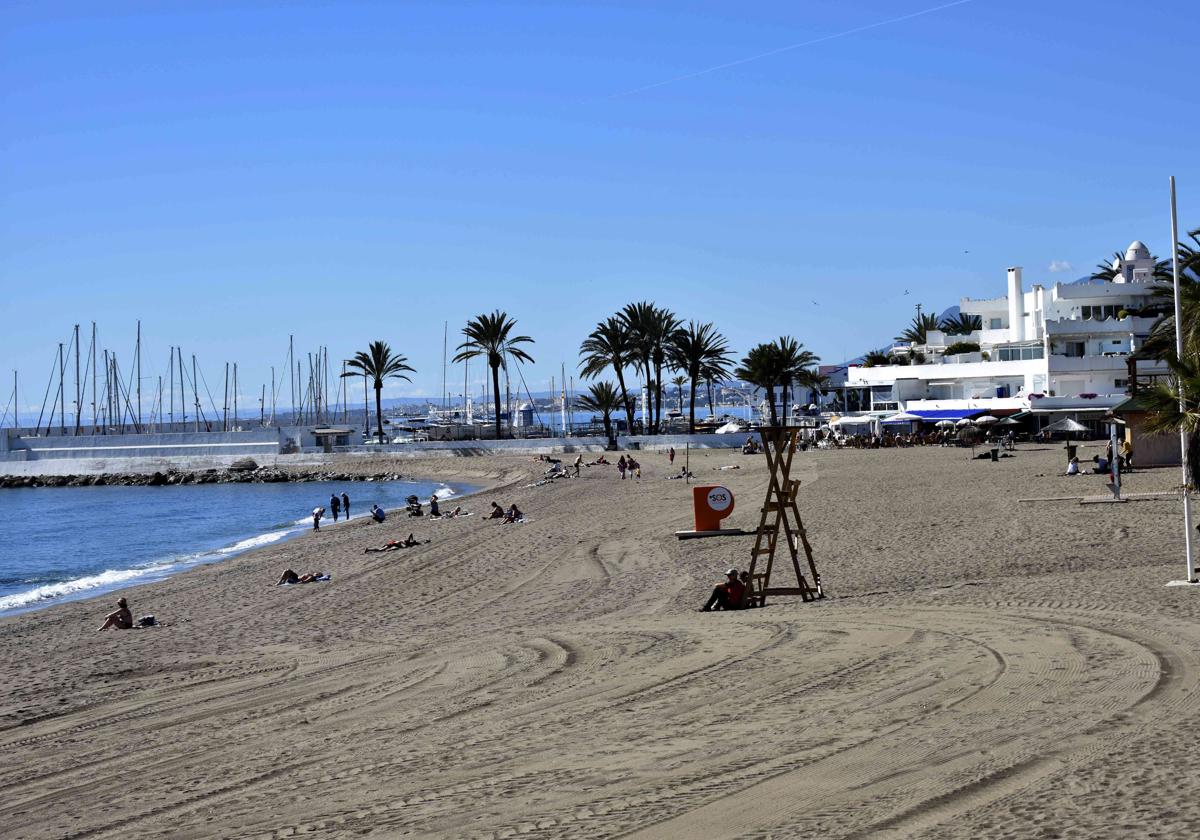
[330,493,341,523]
[97,597,133,631]
[574,454,583,477]
[312,506,324,530]
[669,447,675,465]
[617,455,627,480]
[342,492,350,518]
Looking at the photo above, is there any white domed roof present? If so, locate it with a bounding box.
[1125,240,1150,261]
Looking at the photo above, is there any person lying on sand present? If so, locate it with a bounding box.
[701,568,745,612]
[97,597,133,631]
[666,467,693,480]
[587,455,610,465]
[502,504,523,524]
[716,464,741,470]
[443,506,464,518]
[364,533,424,552]
[277,569,327,585]
[488,501,505,519]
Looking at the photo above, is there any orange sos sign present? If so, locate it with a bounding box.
[693,485,735,531]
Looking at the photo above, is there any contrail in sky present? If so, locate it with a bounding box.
[608,0,979,99]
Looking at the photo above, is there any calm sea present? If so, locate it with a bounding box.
[0,478,471,615]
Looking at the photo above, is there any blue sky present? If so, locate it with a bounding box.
[2,0,1197,417]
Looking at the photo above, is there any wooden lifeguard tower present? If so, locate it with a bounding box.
[746,427,823,605]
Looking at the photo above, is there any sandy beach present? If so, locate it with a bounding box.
[2,442,1198,839]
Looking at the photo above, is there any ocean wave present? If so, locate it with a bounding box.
[0,565,168,612]
[213,530,291,555]
[433,486,456,499]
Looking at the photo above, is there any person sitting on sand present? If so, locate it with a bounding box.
[97,597,133,631]
[444,505,463,518]
[1065,456,1080,476]
[371,504,387,523]
[700,569,745,612]
[617,455,627,479]
[428,494,441,518]
[667,466,693,480]
[488,501,505,519]
[277,569,326,585]
[502,504,523,524]
[587,455,610,466]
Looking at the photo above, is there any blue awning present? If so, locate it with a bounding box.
[906,409,982,421]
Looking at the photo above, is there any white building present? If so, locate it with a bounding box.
[846,241,1169,416]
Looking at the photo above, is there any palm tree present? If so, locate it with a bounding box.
[578,381,622,444]
[1139,228,1200,363]
[1141,355,1200,485]
[620,302,682,434]
[1139,226,1200,483]
[861,349,891,368]
[342,341,414,443]
[579,316,635,435]
[772,336,819,423]
[671,375,687,414]
[669,321,734,433]
[453,311,534,440]
[735,344,782,426]
[938,313,982,335]
[896,311,940,345]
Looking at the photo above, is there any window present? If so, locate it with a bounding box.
[989,318,1002,329]
[1112,340,1122,345]
[996,346,1045,361]
[1114,378,1127,388]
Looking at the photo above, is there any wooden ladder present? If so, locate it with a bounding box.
[746,427,823,605]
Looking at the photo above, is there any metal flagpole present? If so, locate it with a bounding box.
[1169,176,1196,582]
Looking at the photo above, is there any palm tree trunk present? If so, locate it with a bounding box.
[603,411,613,444]
[766,385,779,426]
[688,375,698,434]
[491,363,503,440]
[374,384,384,443]
[614,366,634,436]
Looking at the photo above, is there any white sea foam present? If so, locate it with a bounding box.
[0,565,168,612]
[0,529,293,613]
[215,529,291,555]
[433,486,456,499]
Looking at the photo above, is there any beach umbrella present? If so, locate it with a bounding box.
[955,417,976,427]
[995,416,1022,427]
[934,419,956,429]
[974,415,999,425]
[883,411,922,422]
[1043,417,1088,434]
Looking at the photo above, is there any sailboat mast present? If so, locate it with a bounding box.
[90,323,97,433]
[223,362,230,431]
[233,362,238,429]
[288,335,295,424]
[442,321,448,412]
[136,320,142,429]
[192,354,200,432]
[72,325,81,434]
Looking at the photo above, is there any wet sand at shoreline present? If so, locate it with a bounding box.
[2,444,1199,839]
